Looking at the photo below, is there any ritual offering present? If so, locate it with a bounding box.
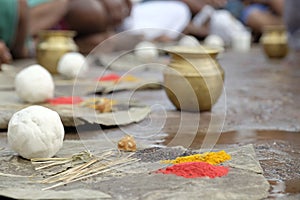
[7,105,64,159]
[36,30,78,74]
[118,135,137,152]
[134,41,159,61]
[156,162,229,178]
[204,34,225,49]
[0,142,270,199]
[162,150,231,165]
[97,73,121,82]
[163,46,224,111]
[57,52,88,78]
[80,97,115,113]
[260,25,289,58]
[47,96,83,105]
[156,150,231,178]
[15,64,54,103]
[178,35,200,47]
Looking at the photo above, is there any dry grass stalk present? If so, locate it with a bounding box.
[0,172,30,178]
[31,150,139,190]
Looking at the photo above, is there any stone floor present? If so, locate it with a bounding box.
[0,45,300,199]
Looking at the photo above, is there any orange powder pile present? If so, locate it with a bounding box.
[162,150,231,165]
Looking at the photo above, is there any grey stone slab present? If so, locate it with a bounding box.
[0,141,269,200]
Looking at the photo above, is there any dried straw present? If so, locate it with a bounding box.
[31,150,139,190]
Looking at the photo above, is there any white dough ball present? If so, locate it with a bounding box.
[204,34,225,49]
[7,105,65,159]
[15,64,54,103]
[134,41,159,61]
[57,52,88,78]
[178,35,200,47]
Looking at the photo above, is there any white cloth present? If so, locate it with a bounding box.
[192,5,247,46]
[121,1,191,40]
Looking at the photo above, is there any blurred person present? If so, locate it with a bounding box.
[284,0,300,51]
[182,0,247,46]
[121,0,191,42]
[29,0,132,54]
[224,0,284,42]
[240,0,284,39]
[0,0,28,65]
[140,0,229,40]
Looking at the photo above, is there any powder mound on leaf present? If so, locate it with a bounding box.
[156,162,229,178]
[162,150,231,165]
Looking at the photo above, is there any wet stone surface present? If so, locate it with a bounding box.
[1,47,300,199]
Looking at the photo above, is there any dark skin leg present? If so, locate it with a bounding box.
[65,0,109,35]
[74,32,115,54]
[29,0,70,37]
[11,0,28,58]
[183,21,210,39]
[244,0,284,34]
[246,10,283,34]
[64,0,112,54]
[0,41,12,69]
[30,0,130,54]
[65,0,132,54]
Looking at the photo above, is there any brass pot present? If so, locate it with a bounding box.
[260,25,289,59]
[36,30,78,74]
[163,46,224,112]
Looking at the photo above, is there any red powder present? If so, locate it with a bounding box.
[97,73,121,82]
[47,96,83,105]
[156,162,229,178]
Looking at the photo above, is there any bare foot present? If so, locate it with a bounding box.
[0,41,12,70]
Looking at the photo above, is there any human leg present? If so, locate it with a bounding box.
[12,0,28,58]
[242,4,282,34]
[29,0,70,36]
[0,0,28,58]
[65,0,109,36]
[74,32,115,54]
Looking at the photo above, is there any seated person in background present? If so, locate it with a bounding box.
[0,0,28,64]
[182,0,229,39]
[29,0,132,54]
[140,0,229,40]
[182,0,247,46]
[240,0,284,40]
[284,0,300,51]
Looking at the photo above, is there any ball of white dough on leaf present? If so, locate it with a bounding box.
[57,52,88,78]
[15,64,54,103]
[134,41,159,61]
[178,35,200,47]
[204,34,225,49]
[7,105,65,159]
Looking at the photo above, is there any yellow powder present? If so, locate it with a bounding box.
[162,150,231,165]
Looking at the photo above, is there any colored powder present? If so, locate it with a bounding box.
[47,96,83,105]
[162,150,231,165]
[97,74,140,82]
[119,75,140,82]
[156,162,229,178]
[97,73,121,82]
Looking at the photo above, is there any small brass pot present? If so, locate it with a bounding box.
[260,25,288,59]
[36,30,78,74]
[163,46,224,112]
